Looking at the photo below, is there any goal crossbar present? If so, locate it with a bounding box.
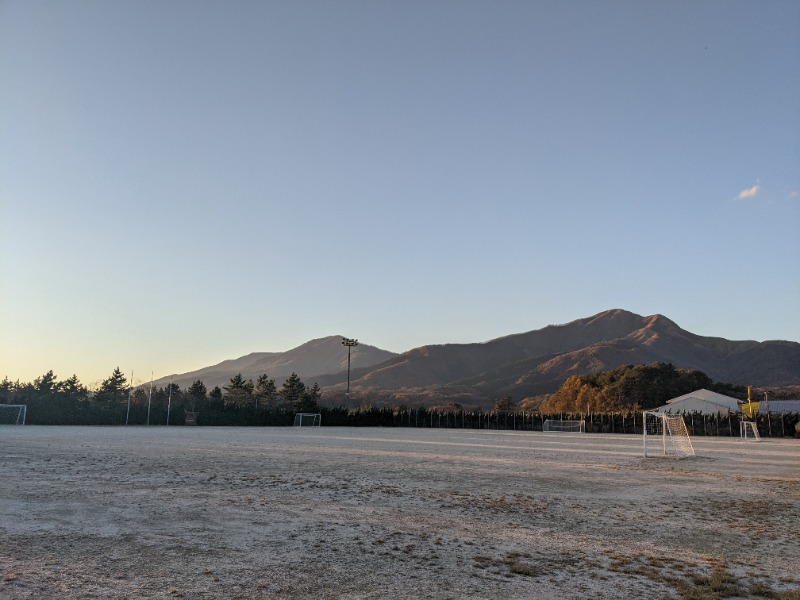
[643,411,694,458]
[542,419,585,433]
[739,421,760,441]
[0,404,27,425]
[294,413,321,427]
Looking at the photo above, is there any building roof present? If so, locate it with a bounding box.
[652,389,741,414]
[759,400,800,414]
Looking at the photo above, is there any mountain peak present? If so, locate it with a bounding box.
[152,337,397,390]
[152,309,800,405]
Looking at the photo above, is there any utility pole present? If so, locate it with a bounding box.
[341,338,359,401]
[147,372,153,426]
[126,370,133,425]
[166,377,172,425]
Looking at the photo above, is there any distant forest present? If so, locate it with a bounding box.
[0,362,795,431]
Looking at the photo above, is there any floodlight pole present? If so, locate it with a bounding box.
[166,377,172,426]
[342,338,358,400]
[147,372,153,426]
[126,370,133,426]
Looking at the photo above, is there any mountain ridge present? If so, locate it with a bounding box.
[153,310,800,405]
[152,337,397,390]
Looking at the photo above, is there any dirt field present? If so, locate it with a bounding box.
[1,426,798,599]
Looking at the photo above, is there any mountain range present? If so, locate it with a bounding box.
[154,309,800,407]
[154,337,396,392]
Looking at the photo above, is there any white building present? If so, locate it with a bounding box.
[652,389,741,414]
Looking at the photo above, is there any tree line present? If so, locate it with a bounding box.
[0,368,321,426]
[2,362,797,438]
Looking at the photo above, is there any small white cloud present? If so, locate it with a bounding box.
[788,190,799,200]
[737,184,760,199]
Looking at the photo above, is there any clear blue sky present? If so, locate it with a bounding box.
[2,1,798,387]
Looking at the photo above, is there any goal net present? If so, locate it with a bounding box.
[643,411,694,458]
[294,413,321,427]
[543,419,585,433]
[0,404,27,425]
[739,421,760,441]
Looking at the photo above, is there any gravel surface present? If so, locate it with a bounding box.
[1,426,798,599]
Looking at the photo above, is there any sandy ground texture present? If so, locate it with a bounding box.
[1,426,798,599]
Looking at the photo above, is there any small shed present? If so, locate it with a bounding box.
[652,389,741,415]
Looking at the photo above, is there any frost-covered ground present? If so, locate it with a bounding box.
[1,426,798,599]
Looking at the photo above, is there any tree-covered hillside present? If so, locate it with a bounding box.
[539,362,748,413]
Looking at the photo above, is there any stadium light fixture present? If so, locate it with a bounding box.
[342,338,359,400]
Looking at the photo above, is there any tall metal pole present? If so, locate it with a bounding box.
[166,377,172,425]
[147,372,153,426]
[341,338,358,401]
[126,370,133,425]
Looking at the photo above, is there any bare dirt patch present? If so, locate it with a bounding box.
[1,426,798,599]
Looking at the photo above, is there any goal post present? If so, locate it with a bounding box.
[739,421,760,441]
[293,413,321,427]
[542,419,585,433]
[643,411,694,458]
[0,404,27,425]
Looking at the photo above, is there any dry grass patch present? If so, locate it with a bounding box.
[472,551,550,579]
[596,549,800,600]
[749,582,800,600]
[678,565,741,599]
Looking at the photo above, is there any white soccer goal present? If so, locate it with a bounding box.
[739,421,761,441]
[0,404,27,425]
[643,412,694,458]
[294,413,321,427]
[543,419,585,433]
